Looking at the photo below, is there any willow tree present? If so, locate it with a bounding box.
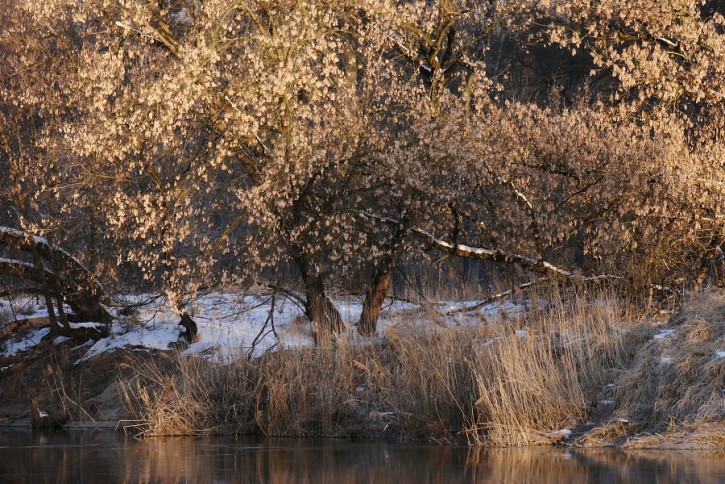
[7,0,465,339]
[23,0,541,339]
[0,1,114,339]
[541,0,725,287]
[2,0,722,348]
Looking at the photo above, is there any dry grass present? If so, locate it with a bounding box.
[118,352,256,436]
[347,295,632,446]
[119,290,650,445]
[621,422,725,450]
[583,289,725,448]
[463,296,633,445]
[115,288,725,447]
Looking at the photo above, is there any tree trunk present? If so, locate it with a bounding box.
[292,251,344,344]
[178,312,198,343]
[304,272,345,345]
[358,270,391,336]
[358,224,407,336]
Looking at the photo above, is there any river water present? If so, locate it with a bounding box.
[0,429,722,483]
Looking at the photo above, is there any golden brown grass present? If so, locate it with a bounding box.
[114,288,725,447]
[586,289,725,449]
[119,289,653,445]
[118,352,256,436]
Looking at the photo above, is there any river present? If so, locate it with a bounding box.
[0,429,722,483]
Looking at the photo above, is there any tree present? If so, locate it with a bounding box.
[1,0,722,352]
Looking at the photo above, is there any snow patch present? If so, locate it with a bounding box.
[1,328,51,357]
[550,428,572,439]
[1,292,597,365]
[654,329,675,340]
[78,323,180,362]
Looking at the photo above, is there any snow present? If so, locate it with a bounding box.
[79,323,180,362]
[0,226,104,292]
[2,328,51,357]
[550,428,572,438]
[69,322,106,329]
[0,257,35,270]
[71,293,318,363]
[439,299,525,319]
[654,329,675,340]
[2,292,516,363]
[171,8,193,25]
[716,350,725,359]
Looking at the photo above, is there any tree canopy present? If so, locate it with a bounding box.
[1,0,723,340]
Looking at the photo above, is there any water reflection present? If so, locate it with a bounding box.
[0,429,722,483]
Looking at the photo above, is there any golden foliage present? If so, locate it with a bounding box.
[0,0,722,322]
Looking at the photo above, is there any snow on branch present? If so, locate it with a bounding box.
[0,229,112,323]
[440,276,551,315]
[360,211,574,278]
[0,257,54,281]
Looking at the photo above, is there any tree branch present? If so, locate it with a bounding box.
[359,211,574,278]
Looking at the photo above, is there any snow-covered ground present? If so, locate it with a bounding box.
[0,292,528,364]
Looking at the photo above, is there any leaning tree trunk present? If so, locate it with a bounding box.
[358,269,392,337]
[0,227,113,327]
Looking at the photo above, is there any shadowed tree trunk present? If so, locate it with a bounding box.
[292,250,345,344]
[178,312,199,343]
[358,225,408,337]
[0,227,113,330]
[358,269,393,337]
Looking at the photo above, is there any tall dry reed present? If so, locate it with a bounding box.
[119,290,642,445]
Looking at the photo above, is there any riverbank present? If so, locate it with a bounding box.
[1,290,723,449]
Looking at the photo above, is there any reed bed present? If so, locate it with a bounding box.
[118,290,723,447]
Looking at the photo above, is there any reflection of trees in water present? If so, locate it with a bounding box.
[0,431,722,483]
